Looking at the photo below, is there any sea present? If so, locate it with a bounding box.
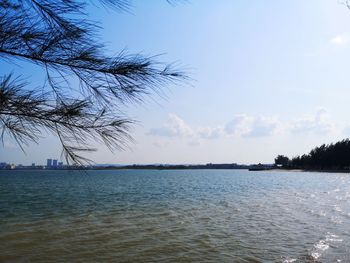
[0,169,350,262]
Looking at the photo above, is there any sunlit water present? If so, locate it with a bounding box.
[1,170,350,262]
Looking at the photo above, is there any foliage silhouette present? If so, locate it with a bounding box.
[0,0,186,164]
[274,155,290,166]
[275,139,350,170]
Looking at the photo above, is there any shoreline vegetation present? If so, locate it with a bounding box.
[274,138,350,173]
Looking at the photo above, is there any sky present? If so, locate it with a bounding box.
[2,0,350,165]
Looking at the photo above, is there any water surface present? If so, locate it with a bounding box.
[1,170,350,262]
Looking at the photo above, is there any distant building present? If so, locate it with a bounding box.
[58,162,63,167]
[47,159,52,167]
[31,163,35,167]
[52,159,58,167]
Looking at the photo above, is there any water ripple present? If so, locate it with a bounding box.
[0,170,350,262]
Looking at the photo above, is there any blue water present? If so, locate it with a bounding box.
[1,169,350,262]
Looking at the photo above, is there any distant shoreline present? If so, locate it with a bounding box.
[2,165,350,173]
[0,163,251,171]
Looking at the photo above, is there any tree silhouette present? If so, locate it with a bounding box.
[274,155,289,166]
[276,139,350,170]
[0,0,186,164]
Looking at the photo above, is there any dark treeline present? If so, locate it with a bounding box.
[275,139,350,170]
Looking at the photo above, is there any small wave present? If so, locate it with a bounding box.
[330,217,342,224]
[310,233,343,260]
[325,234,343,242]
[333,205,342,212]
[311,240,329,260]
[282,258,296,263]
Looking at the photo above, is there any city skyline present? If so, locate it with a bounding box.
[1,158,65,167]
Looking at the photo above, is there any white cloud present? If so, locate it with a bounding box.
[330,35,349,45]
[148,109,336,143]
[148,114,223,141]
[244,116,279,137]
[225,115,279,137]
[289,108,333,135]
[225,115,253,136]
[148,113,194,138]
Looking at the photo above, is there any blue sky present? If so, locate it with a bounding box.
[2,0,350,165]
